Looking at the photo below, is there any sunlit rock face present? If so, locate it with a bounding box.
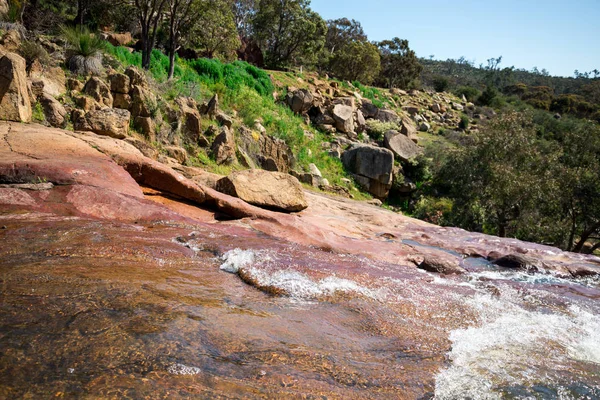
[1,122,599,399]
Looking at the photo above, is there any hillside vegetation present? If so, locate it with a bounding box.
[5,0,600,254]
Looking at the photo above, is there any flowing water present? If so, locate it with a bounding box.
[1,213,599,399]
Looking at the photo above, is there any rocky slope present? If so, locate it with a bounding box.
[2,122,598,278]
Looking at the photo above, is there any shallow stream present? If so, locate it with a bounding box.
[1,215,599,399]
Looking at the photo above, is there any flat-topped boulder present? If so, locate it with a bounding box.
[216,169,308,212]
[384,130,423,162]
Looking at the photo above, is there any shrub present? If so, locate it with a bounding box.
[413,196,454,226]
[455,86,481,102]
[458,114,469,130]
[19,40,50,70]
[365,120,398,141]
[477,85,498,107]
[433,75,449,92]
[2,0,23,23]
[32,102,45,122]
[61,25,105,76]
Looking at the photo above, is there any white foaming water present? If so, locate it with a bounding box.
[219,249,259,273]
[245,267,380,300]
[434,290,600,399]
[167,363,201,375]
[219,248,379,300]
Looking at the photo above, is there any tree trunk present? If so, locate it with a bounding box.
[572,221,600,253]
[168,40,176,80]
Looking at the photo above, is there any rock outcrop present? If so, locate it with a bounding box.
[342,144,394,198]
[332,104,355,134]
[384,130,423,162]
[0,53,31,122]
[216,169,308,212]
[237,127,293,173]
[38,93,67,128]
[83,77,113,108]
[211,126,237,165]
[73,108,131,139]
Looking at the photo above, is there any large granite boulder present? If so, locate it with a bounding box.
[237,127,293,173]
[109,73,131,94]
[332,104,354,133]
[0,53,31,122]
[38,93,67,128]
[83,77,113,108]
[342,144,394,198]
[376,109,401,123]
[287,89,314,115]
[384,130,423,163]
[211,126,237,165]
[175,97,202,143]
[131,86,157,118]
[73,108,130,139]
[216,169,308,212]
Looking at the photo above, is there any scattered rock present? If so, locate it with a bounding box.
[0,30,22,53]
[403,106,419,116]
[216,169,308,212]
[164,146,188,164]
[332,104,354,133]
[125,66,148,88]
[83,77,113,108]
[342,144,394,198]
[29,66,67,98]
[287,89,314,114]
[113,93,132,110]
[384,130,423,163]
[105,32,133,47]
[238,127,293,173]
[74,95,101,111]
[361,99,379,119]
[376,109,400,123]
[418,254,466,275]
[109,73,131,94]
[216,111,233,129]
[134,116,155,141]
[38,93,67,128]
[309,163,322,177]
[131,86,157,118]
[67,78,84,93]
[419,122,431,132]
[206,93,218,118]
[211,126,237,165]
[175,97,202,143]
[74,108,130,139]
[0,53,31,122]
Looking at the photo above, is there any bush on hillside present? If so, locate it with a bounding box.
[477,85,498,107]
[365,120,398,141]
[433,75,449,92]
[455,86,481,102]
[61,25,105,76]
[19,40,50,71]
[459,114,469,130]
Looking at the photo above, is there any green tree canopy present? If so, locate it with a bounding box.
[189,0,241,61]
[377,37,422,89]
[252,0,327,69]
[328,40,380,84]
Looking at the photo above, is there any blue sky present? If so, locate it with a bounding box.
[310,0,600,77]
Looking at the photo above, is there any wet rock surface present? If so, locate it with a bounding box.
[1,122,599,399]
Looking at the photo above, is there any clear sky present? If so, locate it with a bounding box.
[310,0,600,77]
